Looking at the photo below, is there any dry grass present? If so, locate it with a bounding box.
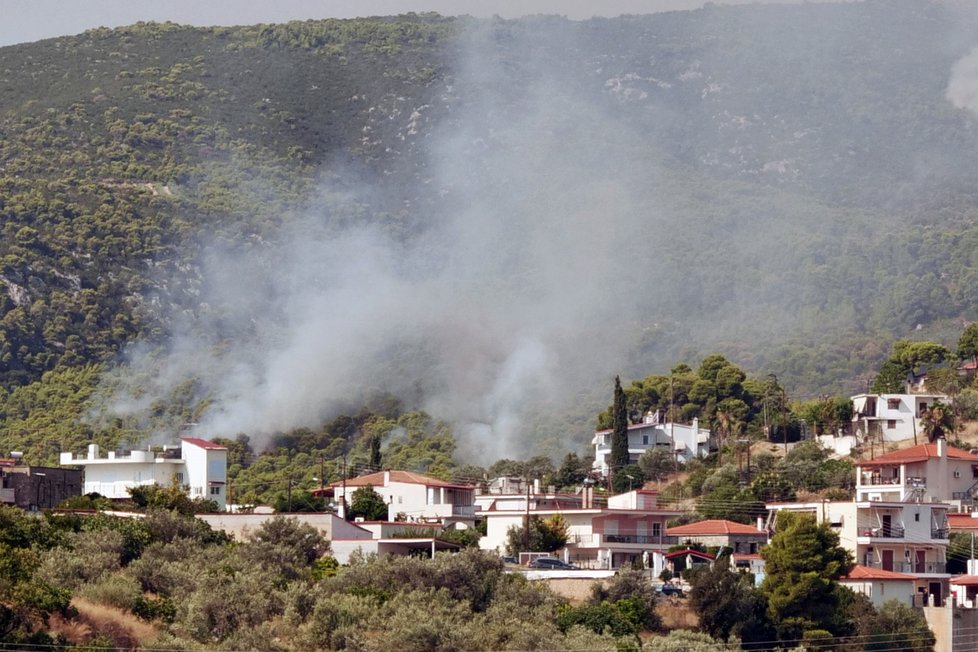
[656,597,698,630]
[48,597,159,650]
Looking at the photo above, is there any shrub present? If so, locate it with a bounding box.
[74,573,141,610]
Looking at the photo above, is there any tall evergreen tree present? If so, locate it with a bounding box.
[761,511,852,642]
[610,376,630,475]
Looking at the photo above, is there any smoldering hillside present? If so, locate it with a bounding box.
[12,2,978,459]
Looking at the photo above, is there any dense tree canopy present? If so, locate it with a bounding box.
[761,511,853,642]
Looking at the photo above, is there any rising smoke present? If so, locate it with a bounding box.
[99,18,665,460]
[97,3,978,461]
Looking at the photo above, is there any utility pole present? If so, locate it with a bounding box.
[341,456,348,520]
[523,479,531,558]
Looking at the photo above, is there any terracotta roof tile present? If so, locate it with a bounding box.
[844,564,915,580]
[667,519,767,537]
[857,443,978,467]
[331,470,475,490]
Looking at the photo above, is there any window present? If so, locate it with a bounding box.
[642,435,649,445]
[887,420,897,429]
[652,522,661,537]
[193,487,202,495]
[915,513,920,522]
[887,399,901,410]
[209,486,221,496]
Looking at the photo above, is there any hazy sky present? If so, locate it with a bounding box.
[2,0,845,47]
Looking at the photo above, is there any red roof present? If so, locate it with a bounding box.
[844,564,914,581]
[952,575,978,586]
[667,519,766,537]
[857,443,978,467]
[181,437,227,451]
[331,470,475,490]
[948,513,978,531]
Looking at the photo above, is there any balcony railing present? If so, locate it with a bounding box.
[858,526,905,538]
[931,527,949,539]
[863,476,902,486]
[571,534,679,547]
[605,534,665,545]
[864,560,947,574]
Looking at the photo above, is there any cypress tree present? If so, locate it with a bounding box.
[610,376,630,473]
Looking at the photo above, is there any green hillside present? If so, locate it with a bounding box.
[3,2,978,463]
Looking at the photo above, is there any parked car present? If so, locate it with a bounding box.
[655,583,684,597]
[501,555,519,565]
[528,557,578,570]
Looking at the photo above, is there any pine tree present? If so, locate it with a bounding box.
[610,376,630,474]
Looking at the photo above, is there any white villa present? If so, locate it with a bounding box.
[592,411,712,476]
[60,438,227,510]
[851,391,950,443]
[478,487,681,572]
[766,498,951,606]
[325,470,477,527]
[855,440,978,506]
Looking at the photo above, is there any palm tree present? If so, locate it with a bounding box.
[919,401,954,443]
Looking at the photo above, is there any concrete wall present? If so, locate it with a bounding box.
[197,512,359,542]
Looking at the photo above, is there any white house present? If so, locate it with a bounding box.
[855,440,978,506]
[592,411,712,476]
[479,487,682,572]
[766,499,951,606]
[59,438,227,511]
[326,470,476,527]
[841,565,919,608]
[851,392,950,443]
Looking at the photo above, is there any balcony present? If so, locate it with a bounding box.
[864,560,947,574]
[858,525,905,538]
[931,527,949,539]
[570,533,679,548]
[605,534,665,545]
[863,475,903,486]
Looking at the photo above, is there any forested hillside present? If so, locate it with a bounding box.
[4,1,978,463]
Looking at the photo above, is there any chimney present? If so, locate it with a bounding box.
[533,478,541,494]
[937,436,948,502]
[87,444,99,459]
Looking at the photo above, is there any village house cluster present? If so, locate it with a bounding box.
[4,380,978,648]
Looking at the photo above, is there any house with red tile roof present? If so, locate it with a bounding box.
[59,438,227,510]
[327,470,476,527]
[841,564,918,608]
[667,519,768,555]
[855,439,978,505]
[951,575,978,608]
[766,499,951,606]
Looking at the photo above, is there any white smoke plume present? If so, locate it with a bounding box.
[98,19,663,460]
[947,46,978,115]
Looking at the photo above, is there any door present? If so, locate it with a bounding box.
[882,514,892,538]
[882,549,894,571]
[916,550,926,573]
[928,582,942,607]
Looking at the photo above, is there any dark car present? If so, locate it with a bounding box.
[528,557,578,570]
[501,555,518,565]
[656,584,684,597]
